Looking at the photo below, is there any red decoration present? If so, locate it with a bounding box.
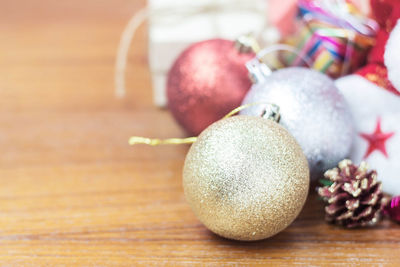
[356,0,400,95]
[357,64,400,96]
[383,196,400,223]
[371,0,400,32]
[167,39,254,135]
[360,117,395,159]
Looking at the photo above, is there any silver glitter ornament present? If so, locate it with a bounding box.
[241,65,354,178]
[183,116,309,241]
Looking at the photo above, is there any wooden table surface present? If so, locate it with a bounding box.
[0,1,399,266]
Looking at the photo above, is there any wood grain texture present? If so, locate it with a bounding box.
[0,1,399,266]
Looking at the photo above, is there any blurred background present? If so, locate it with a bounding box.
[0,0,152,111]
[0,0,184,169]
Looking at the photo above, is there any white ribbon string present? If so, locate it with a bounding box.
[115,7,149,98]
[247,44,313,84]
[256,44,313,68]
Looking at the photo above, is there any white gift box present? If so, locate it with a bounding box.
[148,0,269,107]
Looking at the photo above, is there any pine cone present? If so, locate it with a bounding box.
[318,159,384,228]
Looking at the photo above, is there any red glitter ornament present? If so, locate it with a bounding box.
[384,196,400,223]
[167,39,254,135]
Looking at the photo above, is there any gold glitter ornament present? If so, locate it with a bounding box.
[183,116,310,241]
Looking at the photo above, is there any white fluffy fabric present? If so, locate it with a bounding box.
[385,19,400,91]
[336,75,400,196]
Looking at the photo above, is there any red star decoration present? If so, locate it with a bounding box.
[360,117,395,159]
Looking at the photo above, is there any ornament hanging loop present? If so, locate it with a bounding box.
[129,102,280,146]
[246,44,313,84]
[129,136,197,146]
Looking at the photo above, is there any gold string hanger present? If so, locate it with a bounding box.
[129,102,280,146]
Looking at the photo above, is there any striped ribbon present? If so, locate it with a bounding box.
[285,0,378,78]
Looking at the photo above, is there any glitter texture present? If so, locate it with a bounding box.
[384,196,400,223]
[183,116,310,241]
[241,67,355,179]
[167,39,254,136]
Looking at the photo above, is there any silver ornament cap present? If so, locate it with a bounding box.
[241,66,355,178]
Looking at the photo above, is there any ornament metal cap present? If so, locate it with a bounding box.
[235,34,261,54]
[246,57,272,84]
[261,103,280,123]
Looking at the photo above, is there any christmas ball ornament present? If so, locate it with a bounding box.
[318,160,384,228]
[384,196,400,224]
[385,20,400,91]
[241,66,354,178]
[167,39,254,135]
[183,116,309,241]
